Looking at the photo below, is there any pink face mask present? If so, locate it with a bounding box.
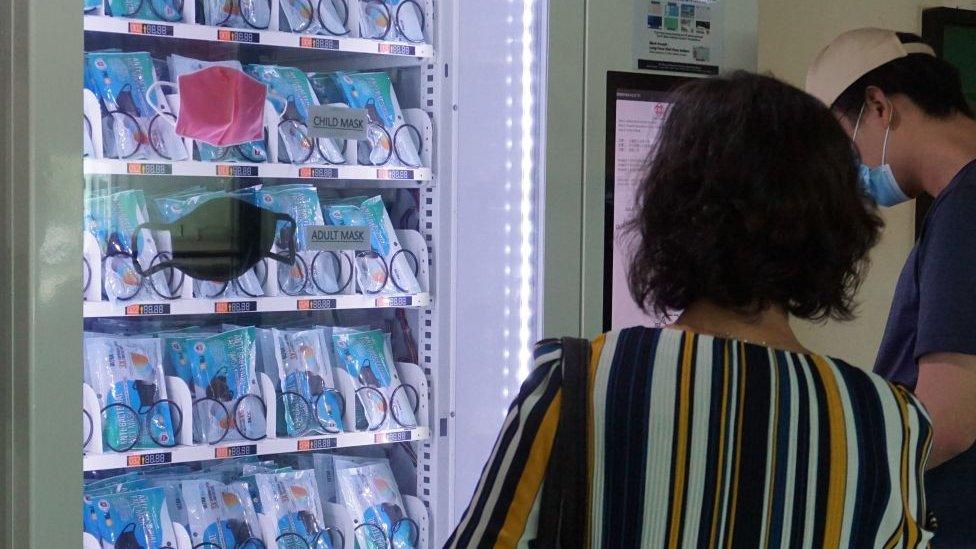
[146,66,267,147]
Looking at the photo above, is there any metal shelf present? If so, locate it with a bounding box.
[83,158,432,182]
[83,426,430,472]
[84,292,430,318]
[84,14,434,59]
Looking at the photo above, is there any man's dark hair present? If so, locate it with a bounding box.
[628,71,883,321]
[833,33,975,120]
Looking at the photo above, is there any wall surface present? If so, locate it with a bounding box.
[759,0,966,368]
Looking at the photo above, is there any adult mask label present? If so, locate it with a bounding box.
[306,225,372,251]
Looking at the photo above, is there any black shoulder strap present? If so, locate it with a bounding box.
[534,336,590,547]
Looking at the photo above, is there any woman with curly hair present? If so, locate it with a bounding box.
[448,72,934,548]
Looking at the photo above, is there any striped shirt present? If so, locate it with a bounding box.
[447,327,934,548]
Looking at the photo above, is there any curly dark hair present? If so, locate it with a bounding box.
[628,71,883,321]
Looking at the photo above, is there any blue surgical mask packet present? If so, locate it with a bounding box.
[84,0,101,12]
[324,196,420,295]
[166,55,269,163]
[319,71,420,167]
[334,457,417,549]
[85,189,170,302]
[332,327,416,430]
[280,0,348,35]
[246,64,330,165]
[388,0,424,43]
[85,335,178,451]
[272,328,345,436]
[84,51,187,160]
[255,470,335,549]
[187,327,267,443]
[181,479,264,548]
[201,0,272,30]
[93,486,179,549]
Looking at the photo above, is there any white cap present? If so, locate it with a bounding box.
[806,28,936,107]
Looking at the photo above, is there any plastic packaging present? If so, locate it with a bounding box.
[255,470,339,548]
[85,335,179,452]
[93,486,179,549]
[187,327,267,444]
[273,328,346,436]
[334,456,418,549]
[332,327,417,430]
[182,479,264,548]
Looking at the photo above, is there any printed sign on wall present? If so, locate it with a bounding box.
[633,0,722,75]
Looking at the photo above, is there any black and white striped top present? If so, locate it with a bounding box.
[448,327,934,548]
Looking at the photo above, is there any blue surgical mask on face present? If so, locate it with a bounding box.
[853,103,909,207]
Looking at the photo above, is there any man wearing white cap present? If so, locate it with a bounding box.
[808,28,976,543]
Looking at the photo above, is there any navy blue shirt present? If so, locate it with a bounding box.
[874,158,976,545]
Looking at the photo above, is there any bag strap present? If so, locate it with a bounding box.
[535,336,590,547]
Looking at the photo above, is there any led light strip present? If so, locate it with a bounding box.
[517,0,537,382]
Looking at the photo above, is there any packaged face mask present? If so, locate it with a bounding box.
[202,0,273,30]
[153,189,266,298]
[85,189,175,302]
[254,185,338,297]
[359,0,424,43]
[84,51,187,161]
[255,470,338,549]
[314,72,420,167]
[84,478,152,543]
[182,479,264,548]
[93,487,179,549]
[84,0,101,12]
[273,328,345,436]
[166,55,269,164]
[332,328,417,430]
[85,335,178,452]
[108,0,183,21]
[246,65,344,165]
[324,196,420,295]
[188,327,267,444]
[280,0,349,36]
[334,457,418,549]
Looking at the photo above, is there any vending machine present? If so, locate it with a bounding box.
[1,0,547,546]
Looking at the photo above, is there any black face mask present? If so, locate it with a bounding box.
[116,523,145,549]
[129,196,297,282]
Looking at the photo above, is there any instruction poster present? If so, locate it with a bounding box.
[609,88,671,329]
[633,0,722,75]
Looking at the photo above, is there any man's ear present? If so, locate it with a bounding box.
[864,85,896,128]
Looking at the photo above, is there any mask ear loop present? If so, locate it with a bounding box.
[129,222,179,278]
[144,81,179,126]
[101,253,143,301]
[148,0,184,21]
[147,398,183,448]
[238,0,273,29]
[313,388,346,434]
[275,533,311,549]
[83,256,92,294]
[83,409,94,448]
[389,248,419,293]
[147,251,185,300]
[361,0,392,39]
[392,517,421,547]
[318,0,351,35]
[100,402,142,453]
[266,213,299,265]
[314,527,344,549]
[192,396,232,444]
[392,123,423,167]
[311,251,353,295]
[390,383,419,428]
[393,0,425,43]
[280,390,314,436]
[232,393,268,441]
[881,100,895,166]
[355,386,388,431]
[354,523,391,549]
